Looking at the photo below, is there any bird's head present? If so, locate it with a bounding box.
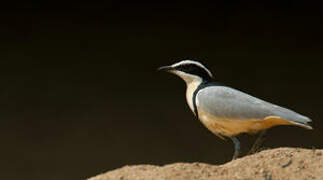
[158,60,213,84]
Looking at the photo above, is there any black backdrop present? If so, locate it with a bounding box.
[1,2,322,180]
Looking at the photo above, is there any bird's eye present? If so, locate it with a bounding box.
[175,63,212,80]
[177,64,196,72]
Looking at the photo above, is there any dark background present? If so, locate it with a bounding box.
[1,2,322,180]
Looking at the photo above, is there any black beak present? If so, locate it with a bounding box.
[157,66,174,72]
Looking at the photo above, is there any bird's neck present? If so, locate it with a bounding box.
[185,78,203,113]
[173,71,210,113]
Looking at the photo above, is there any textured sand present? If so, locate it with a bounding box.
[88,148,323,180]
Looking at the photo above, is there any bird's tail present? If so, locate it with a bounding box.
[271,105,313,130]
[288,115,313,130]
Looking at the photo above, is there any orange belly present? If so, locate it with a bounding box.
[197,109,295,138]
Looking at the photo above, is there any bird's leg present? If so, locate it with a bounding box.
[230,137,240,160]
[248,130,267,155]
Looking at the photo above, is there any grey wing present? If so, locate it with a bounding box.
[196,86,311,126]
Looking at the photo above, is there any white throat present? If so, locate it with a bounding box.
[172,71,202,114]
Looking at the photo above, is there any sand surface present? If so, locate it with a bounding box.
[88,148,323,180]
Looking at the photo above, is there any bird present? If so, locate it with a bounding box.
[158,60,312,160]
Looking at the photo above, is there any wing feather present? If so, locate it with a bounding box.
[196,86,311,128]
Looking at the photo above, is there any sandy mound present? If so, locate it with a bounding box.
[88,148,323,180]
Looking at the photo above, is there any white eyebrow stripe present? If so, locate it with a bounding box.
[171,60,213,77]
